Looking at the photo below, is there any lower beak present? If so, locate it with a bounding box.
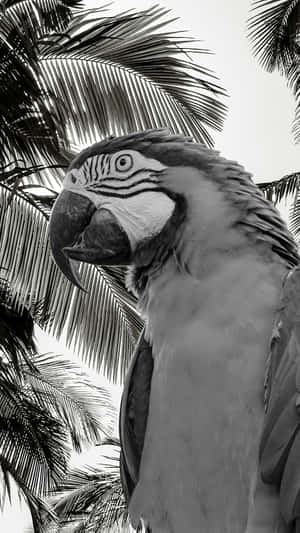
[49,190,131,290]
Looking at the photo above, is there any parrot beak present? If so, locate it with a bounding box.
[49,190,132,291]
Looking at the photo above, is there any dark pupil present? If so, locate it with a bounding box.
[71,175,76,183]
[119,158,127,166]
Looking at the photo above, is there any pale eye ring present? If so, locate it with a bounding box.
[115,154,133,172]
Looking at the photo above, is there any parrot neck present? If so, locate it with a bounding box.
[133,168,289,346]
[138,246,286,344]
[127,164,297,300]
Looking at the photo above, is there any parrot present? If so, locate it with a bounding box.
[49,129,300,533]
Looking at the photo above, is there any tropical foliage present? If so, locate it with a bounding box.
[47,438,129,533]
[0,335,114,531]
[248,0,300,140]
[0,260,115,532]
[248,1,300,237]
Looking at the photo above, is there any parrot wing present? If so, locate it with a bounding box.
[260,265,300,526]
[119,329,154,504]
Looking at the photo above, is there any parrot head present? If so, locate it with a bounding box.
[50,129,299,290]
[49,129,190,290]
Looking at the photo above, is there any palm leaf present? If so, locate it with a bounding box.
[51,440,147,532]
[258,171,300,203]
[0,13,66,166]
[0,0,79,167]
[52,442,129,533]
[0,161,67,188]
[288,185,300,237]
[248,1,300,141]
[5,0,83,35]
[1,464,57,533]
[40,5,227,148]
[23,352,116,450]
[290,65,300,142]
[0,367,70,497]
[0,283,36,372]
[0,348,116,529]
[248,0,300,72]
[0,181,143,382]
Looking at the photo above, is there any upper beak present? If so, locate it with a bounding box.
[49,190,132,290]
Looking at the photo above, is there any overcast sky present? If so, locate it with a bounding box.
[2,1,300,531]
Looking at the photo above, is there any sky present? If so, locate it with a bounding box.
[2,0,300,531]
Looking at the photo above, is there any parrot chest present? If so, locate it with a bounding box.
[130,254,287,533]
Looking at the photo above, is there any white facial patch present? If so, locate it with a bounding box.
[99,192,175,250]
[62,149,175,249]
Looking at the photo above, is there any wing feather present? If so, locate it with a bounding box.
[119,329,154,504]
[260,266,300,526]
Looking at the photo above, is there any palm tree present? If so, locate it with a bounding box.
[0,0,77,171]
[248,1,300,237]
[0,1,227,382]
[46,438,131,533]
[0,297,115,532]
[248,0,300,139]
[22,439,133,533]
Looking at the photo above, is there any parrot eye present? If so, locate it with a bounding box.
[70,174,77,184]
[114,154,133,173]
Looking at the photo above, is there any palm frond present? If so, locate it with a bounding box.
[290,64,300,142]
[0,376,70,496]
[0,2,73,167]
[0,461,57,533]
[248,1,300,142]
[0,182,143,382]
[258,171,300,203]
[0,161,67,189]
[23,352,116,450]
[52,443,129,533]
[288,185,300,237]
[86,481,127,533]
[248,0,300,72]
[0,15,66,166]
[40,6,227,148]
[0,348,116,527]
[0,280,36,372]
[51,441,147,532]
[5,0,83,35]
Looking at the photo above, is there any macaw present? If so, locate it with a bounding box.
[49,129,300,533]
